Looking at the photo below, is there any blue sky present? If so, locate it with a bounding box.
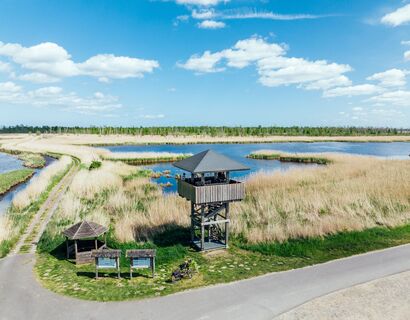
[0,0,409,127]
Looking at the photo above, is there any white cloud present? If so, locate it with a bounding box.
[175,0,227,6]
[381,4,410,26]
[401,40,410,46]
[179,36,352,90]
[323,84,382,97]
[0,61,12,73]
[192,8,327,21]
[178,50,225,73]
[139,114,165,119]
[18,72,60,83]
[405,51,410,61]
[0,41,159,83]
[197,20,226,29]
[0,82,121,113]
[367,68,407,87]
[368,90,410,107]
[192,9,215,19]
[78,54,159,79]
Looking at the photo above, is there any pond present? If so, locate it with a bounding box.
[102,142,410,193]
[0,153,56,215]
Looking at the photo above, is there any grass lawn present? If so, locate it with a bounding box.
[36,224,410,301]
[0,169,34,195]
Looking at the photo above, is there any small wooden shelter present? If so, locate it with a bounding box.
[173,150,249,251]
[63,221,108,264]
[126,249,156,278]
[91,248,121,279]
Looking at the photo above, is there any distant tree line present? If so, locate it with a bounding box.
[0,125,408,136]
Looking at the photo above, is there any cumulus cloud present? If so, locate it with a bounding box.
[368,90,410,107]
[175,0,228,6]
[367,69,407,87]
[405,51,410,61]
[18,72,60,83]
[178,36,352,91]
[139,114,165,119]
[381,4,410,26]
[323,84,383,97]
[0,81,121,113]
[0,61,12,73]
[0,41,159,83]
[197,20,226,29]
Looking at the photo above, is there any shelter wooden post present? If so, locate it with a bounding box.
[74,239,78,258]
[94,238,98,250]
[65,237,69,259]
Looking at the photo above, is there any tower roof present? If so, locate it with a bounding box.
[63,221,108,240]
[173,149,249,174]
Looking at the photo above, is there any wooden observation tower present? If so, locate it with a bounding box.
[173,150,249,251]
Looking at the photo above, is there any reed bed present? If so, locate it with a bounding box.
[12,156,72,210]
[248,150,331,164]
[231,154,410,243]
[101,151,191,165]
[48,160,189,244]
[44,153,409,248]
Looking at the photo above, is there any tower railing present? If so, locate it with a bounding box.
[177,179,245,204]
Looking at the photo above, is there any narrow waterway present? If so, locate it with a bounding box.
[0,153,55,215]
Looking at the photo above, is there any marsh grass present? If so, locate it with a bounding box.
[0,157,73,257]
[0,169,34,195]
[232,153,410,243]
[12,156,72,210]
[248,150,331,164]
[17,153,46,168]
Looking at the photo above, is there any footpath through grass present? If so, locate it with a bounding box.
[0,169,34,195]
[0,160,74,258]
[36,223,410,301]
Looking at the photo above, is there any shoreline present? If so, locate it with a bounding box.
[0,170,34,197]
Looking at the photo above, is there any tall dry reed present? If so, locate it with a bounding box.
[12,156,72,210]
[231,154,410,243]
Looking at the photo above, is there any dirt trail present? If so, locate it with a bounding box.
[10,158,79,255]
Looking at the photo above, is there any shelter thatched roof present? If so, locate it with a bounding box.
[63,221,108,240]
[126,249,156,258]
[173,149,249,174]
[91,248,121,258]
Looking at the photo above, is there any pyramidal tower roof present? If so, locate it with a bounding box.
[63,221,108,240]
[173,149,249,174]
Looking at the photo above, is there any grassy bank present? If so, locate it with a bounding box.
[36,223,410,301]
[17,153,45,168]
[0,169,34,195]
[103,154,190,165]
[247,150,331,164]
[0,157,73,258]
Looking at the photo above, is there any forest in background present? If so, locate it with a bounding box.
[0,126,409,136]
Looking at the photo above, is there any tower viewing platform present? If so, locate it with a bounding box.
[173,150,249,251]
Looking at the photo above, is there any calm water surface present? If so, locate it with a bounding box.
[0,154,55,215]
[103,142,410,193]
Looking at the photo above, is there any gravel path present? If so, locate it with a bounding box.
[275,270,410,320]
